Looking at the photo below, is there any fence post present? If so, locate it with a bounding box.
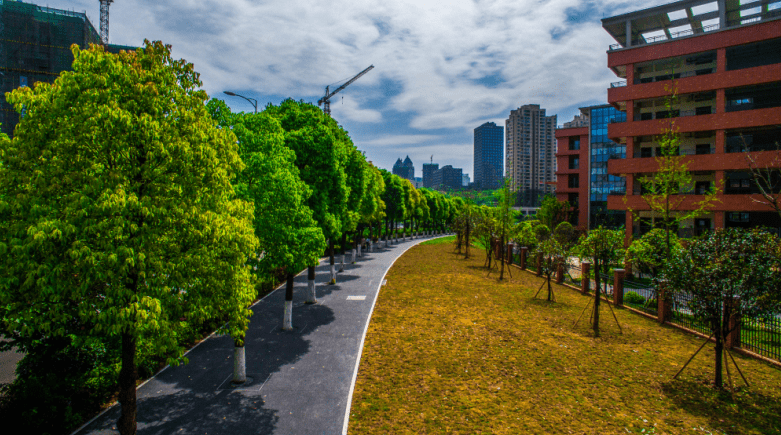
[536,253,543,277]
[581,261,590,294]
[507,243,514,264]
[613,269,625,307]
[520,247,528,269]
[726,296,741,349]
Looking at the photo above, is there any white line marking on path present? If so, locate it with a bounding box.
[346,296,367,301]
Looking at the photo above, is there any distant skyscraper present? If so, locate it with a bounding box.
[474,122,504,189]
[462,173,470,187]
[506,104,557,206]
[422,163,439,188]
[392,156,414,180]
[431,165,463,190]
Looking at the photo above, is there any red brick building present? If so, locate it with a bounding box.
[602,0,781,240]
[555,125,590,230]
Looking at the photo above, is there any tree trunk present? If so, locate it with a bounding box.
[233,343,246,384]
[306,266,317,304]
[283,273,294,330]
[340,233,347,272]
[464,221,471,259]
[547,270,553,302]
[117,332,138,435]
[593,259,601,337]
[714,317,725,388]
[499,234,505,280]
[329,240,336,284]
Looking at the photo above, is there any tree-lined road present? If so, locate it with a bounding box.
[75,235,443,435]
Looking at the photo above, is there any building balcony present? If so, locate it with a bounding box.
[608,192,778,212]
[608,63,781,104]
[608,149,781,175]
[608,106,781,140]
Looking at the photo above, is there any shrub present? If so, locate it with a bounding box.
[625,291,646,305]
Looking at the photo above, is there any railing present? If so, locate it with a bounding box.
[610,81,627,88]
[623,278,657,316]
[608,23,720,51]
[671,291,711,335]
[741,315,781,361]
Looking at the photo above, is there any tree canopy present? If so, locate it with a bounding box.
[0,41,258,434]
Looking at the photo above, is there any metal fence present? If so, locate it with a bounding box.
[741,315,781,362]
[670,291,711,336]
[622,278,658,316]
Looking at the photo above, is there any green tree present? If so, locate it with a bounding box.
[536,194,570,231]
[625,228,682,280]
[627,81,721,257]
[264,99,350,286]
[575,227,626,337]
[380,170,406,244]
[206,99,325,335]
[663,228,781,389]
[0,42,258,435]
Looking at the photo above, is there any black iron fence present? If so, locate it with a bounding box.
[740,315,781,362]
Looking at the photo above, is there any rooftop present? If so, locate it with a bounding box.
[602,0,781,51]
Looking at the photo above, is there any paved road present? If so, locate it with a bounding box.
[75,234,444,435]
[0,340,24,388]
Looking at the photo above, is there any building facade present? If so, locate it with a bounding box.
[603,0,781,240]
[555,106,627,230]
[506,104,557,207]
[422,163,439,188]
[0,1,135,137]
[431,165,463,190]
[473,121,504,189]
[555,122,590,229]
[392,156,415,180]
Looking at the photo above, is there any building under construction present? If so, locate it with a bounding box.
[0,0,134,137]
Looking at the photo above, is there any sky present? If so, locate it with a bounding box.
[45,0,671,177]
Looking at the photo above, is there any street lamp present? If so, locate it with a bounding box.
[223,91,258,113]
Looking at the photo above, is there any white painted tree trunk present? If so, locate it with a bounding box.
[357,244,362,257]
[369,240,373,252]
[306,279,316,304]
[330,264,336,284]
[233,345,246,384]
[351,248,356,263]
[340,253,345,271]
[283,300,293,330]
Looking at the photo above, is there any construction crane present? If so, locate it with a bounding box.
[318,65,374,116]
[99,0,113,45]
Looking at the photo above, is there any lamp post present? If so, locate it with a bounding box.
[223,91,258,113]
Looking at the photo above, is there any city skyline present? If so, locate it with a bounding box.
[39,0,676,176]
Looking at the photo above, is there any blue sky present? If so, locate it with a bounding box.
[47,0,670,177]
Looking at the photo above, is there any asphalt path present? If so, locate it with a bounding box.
[75,233,446,435]
[0,340,24,388]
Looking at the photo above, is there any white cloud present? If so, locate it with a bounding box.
[44,0,675,177]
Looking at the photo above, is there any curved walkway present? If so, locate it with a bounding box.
[74,234,447,435]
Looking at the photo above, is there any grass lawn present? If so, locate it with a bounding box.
[348,239,781,434]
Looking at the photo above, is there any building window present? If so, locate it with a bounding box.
[569,137,580,150]
[568,174,579,188]
[569,156,579,170]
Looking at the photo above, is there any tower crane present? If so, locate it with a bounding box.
[317,65,374,116]
[99,0,113,45]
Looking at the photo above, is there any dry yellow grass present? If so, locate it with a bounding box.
[348,238,781,434]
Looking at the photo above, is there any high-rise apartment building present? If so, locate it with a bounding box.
[431,165,463,190]
[473,122,504,189]
[392,156,415,180]
[602,0,781,240]
[506,104,557,206]
[422,163,439,188]
[0,1,135,137]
